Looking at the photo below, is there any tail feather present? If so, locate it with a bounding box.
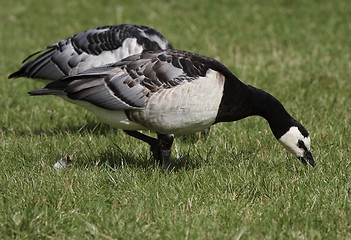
[28,72,108,97]
[28,88,66,96]
[8,46,64,80]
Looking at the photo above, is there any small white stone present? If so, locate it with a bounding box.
[53,156,71,171]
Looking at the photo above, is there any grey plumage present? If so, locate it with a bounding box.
[29,50,222,110]
[9,24,173,81]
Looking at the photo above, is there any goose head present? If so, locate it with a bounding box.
[278,125,314,167]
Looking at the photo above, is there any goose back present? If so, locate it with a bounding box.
[9,24,173,81]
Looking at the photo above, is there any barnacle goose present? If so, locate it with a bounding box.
[9,24,173,81]
[24,49,315,167]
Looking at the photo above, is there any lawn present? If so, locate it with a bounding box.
[1,0,351,239]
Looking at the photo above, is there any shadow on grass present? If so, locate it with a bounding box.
[8,120,208,171]
[70,142,202,172]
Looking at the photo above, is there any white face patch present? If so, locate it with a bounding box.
[278,126,311,157]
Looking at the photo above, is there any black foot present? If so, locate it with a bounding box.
[123,130,174,168]
[156,133,174,168]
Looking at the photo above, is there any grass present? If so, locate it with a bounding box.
[1,0,351,239]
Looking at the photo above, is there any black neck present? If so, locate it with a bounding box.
[215,77,295,139]
[247,85,296,139]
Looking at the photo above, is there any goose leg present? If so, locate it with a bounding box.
[123,130,158,159]
[123,130,174,167]
[157,133,174,167]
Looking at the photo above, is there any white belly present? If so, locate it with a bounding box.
[62,97,146,130]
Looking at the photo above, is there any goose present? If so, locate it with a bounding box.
[9,24,210,168]
[8,24,173,81]
[24,49,314,167]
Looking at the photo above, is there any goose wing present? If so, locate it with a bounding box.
[9,24,173,80]
[29,49,224,110]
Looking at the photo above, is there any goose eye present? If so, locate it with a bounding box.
[297,140,307,151]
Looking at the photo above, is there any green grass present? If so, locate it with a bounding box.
[1,0,351,239]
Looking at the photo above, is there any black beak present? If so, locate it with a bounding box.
[298,151,315,167]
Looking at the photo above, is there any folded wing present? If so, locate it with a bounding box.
[29,50,222,111]
[9,24,173,80]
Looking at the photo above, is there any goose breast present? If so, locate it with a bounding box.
[129,69,224,134]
